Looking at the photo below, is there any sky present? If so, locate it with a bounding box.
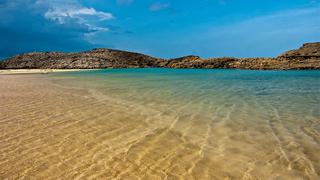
[0,0,319,59]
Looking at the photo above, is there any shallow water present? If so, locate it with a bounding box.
[1,69,319,179]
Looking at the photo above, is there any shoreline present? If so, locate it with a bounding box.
[1,68,320,74]
[1,68,319,75]
[0,69,95,75]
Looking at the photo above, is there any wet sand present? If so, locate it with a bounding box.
[0,73,319,179]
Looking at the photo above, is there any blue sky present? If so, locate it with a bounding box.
[0,0,319,59]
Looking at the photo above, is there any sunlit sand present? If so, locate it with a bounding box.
[0,69,319,179]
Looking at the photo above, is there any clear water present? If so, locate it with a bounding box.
[1,69,319,179]
[53,68,320,118]
[48,69,320,178]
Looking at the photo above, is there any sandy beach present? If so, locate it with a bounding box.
[0,70,319,179]
[0,69,92,75]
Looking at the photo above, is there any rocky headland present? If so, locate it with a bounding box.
[0,42,319,70]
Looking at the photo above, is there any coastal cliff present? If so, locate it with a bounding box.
[1,43,319,70]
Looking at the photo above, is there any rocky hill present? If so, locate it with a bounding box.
[0,43,319,70]
[278,43,320,58]
[0,48,163,69]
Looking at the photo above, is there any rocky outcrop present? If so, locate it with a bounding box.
[164,57,320,70]
[278,43,320,58]
[266,42,320,70]
[164,56,237,69]
[0,48,163,69]
[0,43,319,70]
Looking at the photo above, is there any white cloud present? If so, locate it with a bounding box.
[149,2,170,11]
[44,7,113,24]
[39,0,114,24]
[83,24,109,44]
[34,0,114,43]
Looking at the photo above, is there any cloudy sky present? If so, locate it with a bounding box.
[0,0,319,59]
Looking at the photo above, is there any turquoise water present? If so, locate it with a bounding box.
[52,68,320,117]
[49,69,320,178]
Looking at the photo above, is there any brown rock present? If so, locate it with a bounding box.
[0,43,319,70]
[0,49,163,69]
[278,42,320,58]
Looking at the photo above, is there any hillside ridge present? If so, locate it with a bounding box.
[1,42,319,70]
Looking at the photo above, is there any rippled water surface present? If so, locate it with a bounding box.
[1,69,319,179]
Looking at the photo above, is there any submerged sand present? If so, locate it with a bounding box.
[0,74,319,179]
